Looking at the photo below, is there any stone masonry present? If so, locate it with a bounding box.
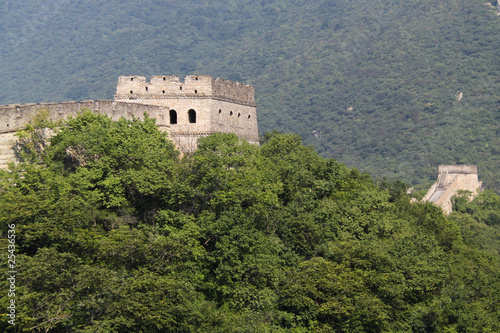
[114,75,259,152]
[421,165,482,215]
[0,75,259,168]
[0,100,169,169]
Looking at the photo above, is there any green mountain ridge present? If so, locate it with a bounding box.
[1,0,499,189]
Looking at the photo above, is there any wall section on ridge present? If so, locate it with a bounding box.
[0,100,169,169]
[0,75,260,168]
[421,164,483,215]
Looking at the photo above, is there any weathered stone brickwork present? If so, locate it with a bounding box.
[422,165,483,215]
[0,100,170,169]
[0,75,259,168]
[114,75,259,146]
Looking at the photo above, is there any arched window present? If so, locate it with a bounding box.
[188,109,196,123]
[169,110,177,124]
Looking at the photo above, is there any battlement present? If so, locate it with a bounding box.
[115,75,256,107]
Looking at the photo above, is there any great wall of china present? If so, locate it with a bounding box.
[0,76,484,215]
[421,165,483,215]
[0,75,259,167]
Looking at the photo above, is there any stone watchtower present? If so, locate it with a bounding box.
[114,75,259,152]
[421,165,482,215]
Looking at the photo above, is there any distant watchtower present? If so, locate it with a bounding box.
[114,75,259,152]
[421,165,483,215]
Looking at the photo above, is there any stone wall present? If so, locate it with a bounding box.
[212,77,255,106]
[0,75,260,168]
[0,132,19,170]
[438,165,477,174]
[422,164,482,214]
[0,100,170,169]
[114,75,259,144]
[0,100,169,134]
[209,100,258,143]
[115,75,214,97]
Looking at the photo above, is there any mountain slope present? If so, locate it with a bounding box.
[0,0,498,188]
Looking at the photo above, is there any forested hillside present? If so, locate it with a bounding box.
[1,113,499,332]
[0,0,499,189]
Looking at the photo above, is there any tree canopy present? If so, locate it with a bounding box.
[1,112,499,332]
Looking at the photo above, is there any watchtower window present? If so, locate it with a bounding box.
[238,113,241,117]
[131,78,134,81]
[188,109,196,123]
[194,90,198,94]
[180,86,182,91]
[230,111,233,116]
[162,90,165,94]
[169,110,177,124]
[130,91,133,94]
[218,109,222,114]
[145,87,148,91]
[248,115,251,119]
[163,77,166,81]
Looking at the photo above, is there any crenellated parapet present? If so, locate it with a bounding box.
[212,77,256,107]
[114,75,256,107]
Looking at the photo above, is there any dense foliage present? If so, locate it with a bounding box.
[1,0,499,189]
[1,113,499,332]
